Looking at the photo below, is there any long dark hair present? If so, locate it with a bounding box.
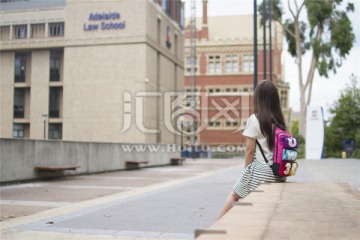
[253,80,286,150]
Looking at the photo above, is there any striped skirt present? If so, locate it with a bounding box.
[233,160,286,199]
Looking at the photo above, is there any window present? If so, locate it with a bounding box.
[179,2,185,29]
[280,90,288,108]
[225,121,239,128]
[157,18,161,44]
[174,34,178,56]
[186,135,198,141]
[225,55,238,73]
[240,86,253,93]
[186,87,198,93]
[242,54,254,72]
[208,120,222,128]
[14,53,26,82]
[225,87,238,92]
[162,0,170,14]
[13,25,27,39]
[49,123,62,140]
[185,88,199,107]
[208,88,221,94]
[31,23,45,38]
[14,89,25,118]
[183,121,198,133]
[49,87,61,118]
[208,55,221,74]
[0,26,10,41]
[186,56,198,73]
[49,22,64,37]
[13,124,24,138]
[50,51,61,81]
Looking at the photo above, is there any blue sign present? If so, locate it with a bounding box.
[342,140,356,152]
[84,12,126,31]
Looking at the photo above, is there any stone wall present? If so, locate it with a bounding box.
[0,138,180,183]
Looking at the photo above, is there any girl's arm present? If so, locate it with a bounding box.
[244,137,256,167]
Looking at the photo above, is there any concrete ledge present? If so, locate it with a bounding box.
[196,182,360,240]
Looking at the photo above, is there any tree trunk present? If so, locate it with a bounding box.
[299,93,307,137]
[300,29,322,136]
[294,17,306,137]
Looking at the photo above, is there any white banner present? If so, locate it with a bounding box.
[305,106,325,160]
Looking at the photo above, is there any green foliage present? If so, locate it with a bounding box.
[258,0,283,23]
[305,0,355,77]
[305,0,333,28]
[304,0,355,78]
[353,129,360,158]
[290,120,305,159]
[259,0,355,79]
[290,120,299,135]
[283,20,310,57]
[325,75,360,158]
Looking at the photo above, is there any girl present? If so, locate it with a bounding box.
[218,80,287,219]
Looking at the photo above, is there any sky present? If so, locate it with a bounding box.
[184,0,360,120]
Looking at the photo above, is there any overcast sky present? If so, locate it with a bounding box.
[184,0,360,120]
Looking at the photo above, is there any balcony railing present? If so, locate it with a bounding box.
[49,110,60,118]
[50,73,60,82]
[14,110,24,118]
[15,75,25,83]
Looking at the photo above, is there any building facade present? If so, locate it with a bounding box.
[184,0,290,148]
[0,0,184,144]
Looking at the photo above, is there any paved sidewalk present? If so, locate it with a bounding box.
[1,159,242,240]
[1,158,359,240]
[198,182,360,240]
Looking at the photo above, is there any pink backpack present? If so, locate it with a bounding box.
[257,126,299,177]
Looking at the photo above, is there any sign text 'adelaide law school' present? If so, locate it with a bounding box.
[84,12,126,31]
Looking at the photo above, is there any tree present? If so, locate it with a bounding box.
[259,0,356,136]
[325,74,360,158]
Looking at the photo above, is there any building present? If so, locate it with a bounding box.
[183,0,290,148]
[0,0,185,144]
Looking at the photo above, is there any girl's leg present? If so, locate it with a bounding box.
[217,190,241,220]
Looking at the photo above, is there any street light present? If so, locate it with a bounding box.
[42,114,48,139]
[253,0,258,90]
[178,114,186,157]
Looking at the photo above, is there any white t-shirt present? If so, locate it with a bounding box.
[243,114,273,164]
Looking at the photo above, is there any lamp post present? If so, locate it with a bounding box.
[178,114,185,157]
[263,0,267,80]
[269,0,273,82]
[42,114,48,139]
[253,0,258,90]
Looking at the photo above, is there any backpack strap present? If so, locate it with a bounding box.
[256,140,269,164]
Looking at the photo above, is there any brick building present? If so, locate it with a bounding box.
[183,0,290,148]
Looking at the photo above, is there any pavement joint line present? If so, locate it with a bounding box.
[0,230,178,240]
[0,200,71,207]
[0,183,47,190]
[84,176,174,180]
[1,183,139,191]
[40,185,139,190]
[232,202,253,206]
[1,164,241,231]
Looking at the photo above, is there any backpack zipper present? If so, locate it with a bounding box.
[274,129,285,164]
